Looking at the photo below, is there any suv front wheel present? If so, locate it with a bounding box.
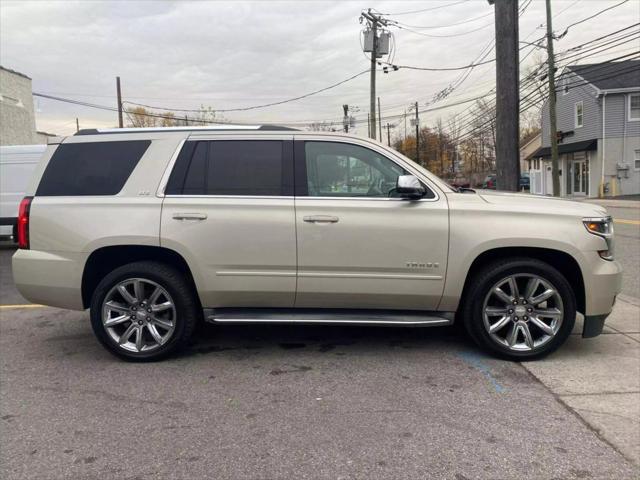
[90,261,199,361]
[462,258,576,360]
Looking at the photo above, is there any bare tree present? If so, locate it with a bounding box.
[308,121,337,132]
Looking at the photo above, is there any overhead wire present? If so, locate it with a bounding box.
[380,0,470,16]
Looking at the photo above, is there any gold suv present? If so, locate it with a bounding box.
[12,127,622,361]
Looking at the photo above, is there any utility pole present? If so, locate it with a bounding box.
[384,123,394,146]
[367,113,371,137]
[377,97,382,142]
[184,114,189,126]
[490,0,520,191]
[116,76,123,128]
[404,109,407,140]
[414,102,420,164]
[343,104,349,133]
[545,0,560,197]
[75,118,79,133]
[361,10,390,141]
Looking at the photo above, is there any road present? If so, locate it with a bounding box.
[607,205,640,299]
[1,241,639,479]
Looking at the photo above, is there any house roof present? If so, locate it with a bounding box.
[0,65,31,80]
[567,60,640,91]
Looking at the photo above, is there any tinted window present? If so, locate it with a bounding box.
[304,141,432,198]
[208,141,283,196]
[36,141,150,196]
[182,141,207,195]
[167,140,292,196]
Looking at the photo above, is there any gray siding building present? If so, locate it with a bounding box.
[532,60,640,197]
[0,66,52,145]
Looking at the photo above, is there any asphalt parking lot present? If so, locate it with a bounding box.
[1,203,639,479]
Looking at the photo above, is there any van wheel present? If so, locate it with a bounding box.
[462,258,576,360]
[90,261,199,361]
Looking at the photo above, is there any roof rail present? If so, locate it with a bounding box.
[74,125,298,135]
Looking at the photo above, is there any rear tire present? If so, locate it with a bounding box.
[90,261,199,362]
[462,257,576,361]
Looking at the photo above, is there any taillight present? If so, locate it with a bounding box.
[16,196,33,249]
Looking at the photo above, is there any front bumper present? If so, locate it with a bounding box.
[581,255,622,338]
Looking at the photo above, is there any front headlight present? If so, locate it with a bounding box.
[583,216,614,260]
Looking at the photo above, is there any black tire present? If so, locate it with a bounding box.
[90,261,200,362]
[461,257,576,361]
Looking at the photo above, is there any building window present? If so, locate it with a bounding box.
[575,101,583,128]
[635,149,640,170]
[629,94,640,121]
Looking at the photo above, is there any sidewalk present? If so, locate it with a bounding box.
[523,295,640,466]
[577,197,640,209]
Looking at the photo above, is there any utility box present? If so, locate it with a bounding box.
[363,30,374,52]
[363,30,390,57]
[377,32,390,57]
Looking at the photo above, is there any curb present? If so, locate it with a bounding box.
[618,294,640,307]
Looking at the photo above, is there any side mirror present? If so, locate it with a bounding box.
[396,175,425,199]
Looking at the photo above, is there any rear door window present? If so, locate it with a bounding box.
[166,140,293,196]
[36,140,150,196]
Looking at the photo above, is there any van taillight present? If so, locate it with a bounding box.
[16,196,33,249]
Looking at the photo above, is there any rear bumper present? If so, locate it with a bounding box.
[12,249,86,310]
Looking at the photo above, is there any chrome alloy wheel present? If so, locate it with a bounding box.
[101,278,177,353]
[482,274,564,352]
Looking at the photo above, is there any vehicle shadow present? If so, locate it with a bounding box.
[184,321,476,357]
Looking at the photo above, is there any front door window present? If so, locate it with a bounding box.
[571,158,589,196]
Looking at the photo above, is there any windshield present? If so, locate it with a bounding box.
[390,148,456,193]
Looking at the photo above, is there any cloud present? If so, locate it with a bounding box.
[1,0,635,136]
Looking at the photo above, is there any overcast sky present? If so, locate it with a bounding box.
[1,0,637,137]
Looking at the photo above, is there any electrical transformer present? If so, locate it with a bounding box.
[362,30,390,57]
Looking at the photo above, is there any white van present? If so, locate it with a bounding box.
[0,144,46,238]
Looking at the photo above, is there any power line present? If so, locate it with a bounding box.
[557,0,630,37]
[392,11,493,30]
[125,69,370,113]
[380,0,470,16]
[452,60,640,144]
[393,20,494,39]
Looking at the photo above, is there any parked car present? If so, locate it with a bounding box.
[482,174,496,189]
[12,127,621,361]
[0,144,46,239]
[448,175,471,190]
[482,173,531,191]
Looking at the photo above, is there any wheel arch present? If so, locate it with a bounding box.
[458,246,586,315]
[81,245,199,309]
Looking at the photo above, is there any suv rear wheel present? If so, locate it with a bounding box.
[462,257,576,360]
[90,261,199,361]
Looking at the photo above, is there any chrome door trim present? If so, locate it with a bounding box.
[216,270,296,277]
[164,195,295,200]
[298,272,443,280]
[303,215,339,223]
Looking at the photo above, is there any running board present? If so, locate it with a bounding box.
[203,308,454,327]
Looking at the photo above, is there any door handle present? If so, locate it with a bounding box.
[303,215,339,223]
[172,213,207,221]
